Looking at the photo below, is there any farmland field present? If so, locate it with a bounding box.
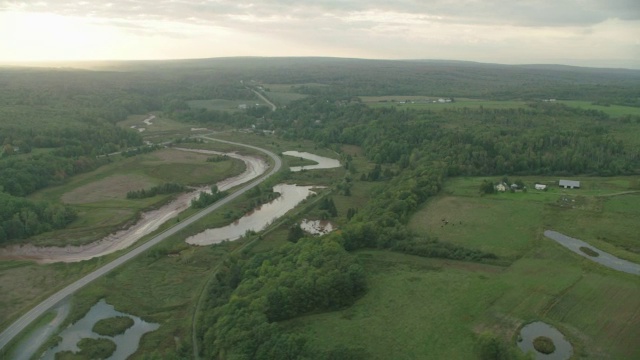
[260,84,308,104]
[287,176,640,359]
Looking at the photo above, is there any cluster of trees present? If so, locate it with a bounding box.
[197,237,367,359]
[190,186,227,209]
[318,197,338,218]
[126,183,186,199]
[0,192,76,243]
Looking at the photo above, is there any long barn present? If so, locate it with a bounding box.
[559,180,581,189]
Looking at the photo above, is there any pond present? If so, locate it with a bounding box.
[186,184,319,245]
[10,301,70,360]
[517,321,573,360]
[282,150,341,172]
[41,299,159,360]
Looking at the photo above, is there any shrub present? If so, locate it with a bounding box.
[92,316,134,336]
[533,336,556,354]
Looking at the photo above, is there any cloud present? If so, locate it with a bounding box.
[4,0,639,27]
[1,0,638,67]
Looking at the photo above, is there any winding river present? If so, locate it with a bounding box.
[0,148,268,263]
[186,184,319,245]
[0,138,281,353]
[186,150,341,245]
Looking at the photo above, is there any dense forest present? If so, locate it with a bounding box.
[197,238,367,360]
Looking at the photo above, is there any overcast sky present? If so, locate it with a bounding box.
[1,0,639,68]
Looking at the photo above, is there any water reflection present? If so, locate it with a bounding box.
[41,299,159,360]
[187,184,318,246]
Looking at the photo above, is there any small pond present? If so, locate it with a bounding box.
[187,184,318,245]
[41,299,159,360]
[282,151,341,172]
[517,321,573,360]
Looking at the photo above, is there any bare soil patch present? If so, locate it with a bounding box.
[61,174,155,204]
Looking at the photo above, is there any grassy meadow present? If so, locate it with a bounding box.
[260,84,309,105]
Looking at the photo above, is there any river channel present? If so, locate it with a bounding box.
[186,184,319,245]
[186,150,341,245]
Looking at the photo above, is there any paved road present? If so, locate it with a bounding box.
[250,88,277,111]
[0,138,281,353]
[544,230,640,275]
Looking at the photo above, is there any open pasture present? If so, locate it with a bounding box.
[61,174,154,204]
[260,84,308,104]
[290,180,640,358]
[286,250,507,360]
[412,176,640,262]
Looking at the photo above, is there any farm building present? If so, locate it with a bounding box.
[559,180,580,189]
[535,184,547,190]
[495,183,507,192]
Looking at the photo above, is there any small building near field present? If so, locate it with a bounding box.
[496,183,507,192]
[535,184,547,190]
[559,180,580,189]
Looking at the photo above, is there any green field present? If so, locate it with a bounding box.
[559,100,640,117]
[260,84,308,105]
[286,176,640,359]
[417,176,640,263]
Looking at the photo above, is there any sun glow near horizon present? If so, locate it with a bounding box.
[1,1,639,69]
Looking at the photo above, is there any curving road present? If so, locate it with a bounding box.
[0,138,282,353]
